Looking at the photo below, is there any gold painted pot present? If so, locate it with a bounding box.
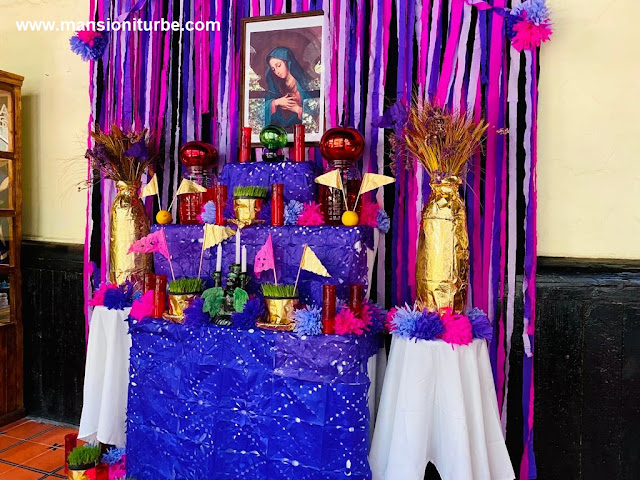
[416,176,469,313]
[67,466,93,480]
[257,296,299,331]
[163,292,198,323]
[109,181,152,287]
[232,196,263,227]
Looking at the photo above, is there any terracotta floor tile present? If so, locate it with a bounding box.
[2,421,53,440]
[0,435,22,451]
[0,418,28,434]
[0,462,14,475]
[23,448,65,473]
[0,441,50,464]
[0,466,45,479]
[29,427,78,448]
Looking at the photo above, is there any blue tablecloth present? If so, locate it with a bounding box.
[126,319,380,480]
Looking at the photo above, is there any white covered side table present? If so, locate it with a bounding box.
[78,306,131,448]
[369,338,515,480]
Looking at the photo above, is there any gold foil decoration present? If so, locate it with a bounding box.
[109,181,152,287]
[140,173,159,198]
[232,197,263,227]
[203,224,236,249]
[416,176,469,313]
[358,173,395,195]
[163,293,197,323]
[68,469,91,480]
[258,297,299,331]
[176,178,208,194]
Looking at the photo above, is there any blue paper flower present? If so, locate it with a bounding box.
[231,297,264,329]
[377,209,391,234]
[284,200,304,225]
[102,447,125,465]
[513,0,550,25]
[69,31,108,61]
[391,304,421,338]
[365,301,387,335]
[414,310,444,341]
[293,306,323,336]
[468,307,493,342]
[200,201,216,224]
[103,283,133,310]
[184,297,210,327]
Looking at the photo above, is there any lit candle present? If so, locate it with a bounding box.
[235,228,241,264]
[241,246,247,273]
[216,244,222,272]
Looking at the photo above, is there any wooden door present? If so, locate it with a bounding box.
[0,70,24,426]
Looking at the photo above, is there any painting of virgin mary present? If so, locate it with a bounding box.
[242,12,325,144]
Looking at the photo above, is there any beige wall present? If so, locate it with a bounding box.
[538,0,640,259]
[0,0,89,244]
[1,0,639,258]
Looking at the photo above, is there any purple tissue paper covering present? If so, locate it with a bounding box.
[126,319,379,479]
[153,225,374,307]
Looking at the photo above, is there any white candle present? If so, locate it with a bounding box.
[216,244,222,272]
[235,228,241,264]
[241,246,247,273]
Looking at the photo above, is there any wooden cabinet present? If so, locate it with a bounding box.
[0,70,24,425]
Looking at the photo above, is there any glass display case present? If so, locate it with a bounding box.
[0,70,24,425]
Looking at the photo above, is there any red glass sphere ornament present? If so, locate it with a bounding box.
[319,127,365,162]
[179,141,218,224]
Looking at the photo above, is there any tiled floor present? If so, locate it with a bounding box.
[0,418,79,479]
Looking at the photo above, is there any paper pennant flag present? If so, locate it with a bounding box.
[176,178,207,195]
[314,170,343,191]
[358,173,395,195]
[128,229,170,260]
[300,245,331,277]
[140,174,159,198]
[254,233,276,279]
[202,224,236,249]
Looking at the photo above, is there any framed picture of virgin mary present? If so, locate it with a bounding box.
[241,11,325,145]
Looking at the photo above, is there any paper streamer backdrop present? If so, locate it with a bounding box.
[84,0,540,477]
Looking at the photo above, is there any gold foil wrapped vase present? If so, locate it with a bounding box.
[232,197,263,227]
[67,468,91,480]
[258,296,299,331]
[416,176,469,313]
[163,293,197,323]
[109,181,152,287]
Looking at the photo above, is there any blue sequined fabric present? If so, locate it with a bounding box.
[126,319,379,479]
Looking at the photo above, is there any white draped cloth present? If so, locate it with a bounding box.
[369,338,515,480]
[78,306,131,448]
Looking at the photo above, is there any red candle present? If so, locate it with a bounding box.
[271,183,284,226]
[64,433,77,474]
[349,284,364,318]
[154,275,167,318]
[214,184,227,225]
[95,463,109,480]
[239,127,252,163]
[322,285,337,334]
[144,273,156,294]
[293,124,305,162]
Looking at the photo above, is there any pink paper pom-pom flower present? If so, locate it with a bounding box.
[385,307,398,332]
[89,282,118,307]
[359,199,380,227]
[297,201,324,226]
[130,290,155,321]
[334,307,371,336]
[440,307,473,346]
[511,18,553,51]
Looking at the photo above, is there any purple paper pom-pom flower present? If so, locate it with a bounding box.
[391,304,422,338]
[183,297,210,327]
[284,200,304,225]
[468,307,493,342]
[199,201,217,224]
[377,209,391,234]
[69,31,108,61]
[413,310,444,341]
[231,297,264,329]
[103,288,129,310]
[293,306,322,336]
[365,302,387,335]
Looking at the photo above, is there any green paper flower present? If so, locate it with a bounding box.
[201,287,224,316]
[233,288,249,313]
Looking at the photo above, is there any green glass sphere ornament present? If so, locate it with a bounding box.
[259,125,288,162]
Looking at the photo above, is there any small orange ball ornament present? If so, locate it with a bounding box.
[156,210,173,225]
[341,210,359,227]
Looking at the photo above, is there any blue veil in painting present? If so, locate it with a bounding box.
[264,46,312,128]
